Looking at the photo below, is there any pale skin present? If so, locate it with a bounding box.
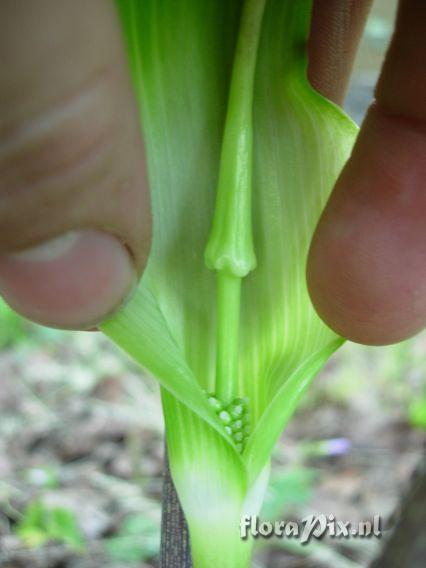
[0,0,424,345]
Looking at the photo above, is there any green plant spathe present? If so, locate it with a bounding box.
[102,1,358,566]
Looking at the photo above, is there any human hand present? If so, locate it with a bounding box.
[307,0,426,345]
[0,1,424,345]
[0,0,151,329]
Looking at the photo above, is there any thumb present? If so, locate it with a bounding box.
[0,0,150,329]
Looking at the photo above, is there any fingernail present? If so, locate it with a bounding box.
[0,229,137,329]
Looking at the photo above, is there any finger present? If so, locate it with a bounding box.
[308,0,373,105]
[0,0,150,329]
[307,0,426,345]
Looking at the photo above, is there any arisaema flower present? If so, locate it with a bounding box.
[102,0,358,565]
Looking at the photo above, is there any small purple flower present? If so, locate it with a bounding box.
[323,437,352,456]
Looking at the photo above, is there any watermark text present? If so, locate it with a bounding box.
[240,514,382,544]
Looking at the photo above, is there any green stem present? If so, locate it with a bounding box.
[204,0,266,278]
[205,0,266,404]
[215,272,242,403]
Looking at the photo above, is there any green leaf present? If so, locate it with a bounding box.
[0,297,26,348]
[105,514,160,563]
[261,467,318,521]
[16,500,85,552]
[409,397,426,430]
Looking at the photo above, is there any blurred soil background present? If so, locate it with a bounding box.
[1,1,425,566]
